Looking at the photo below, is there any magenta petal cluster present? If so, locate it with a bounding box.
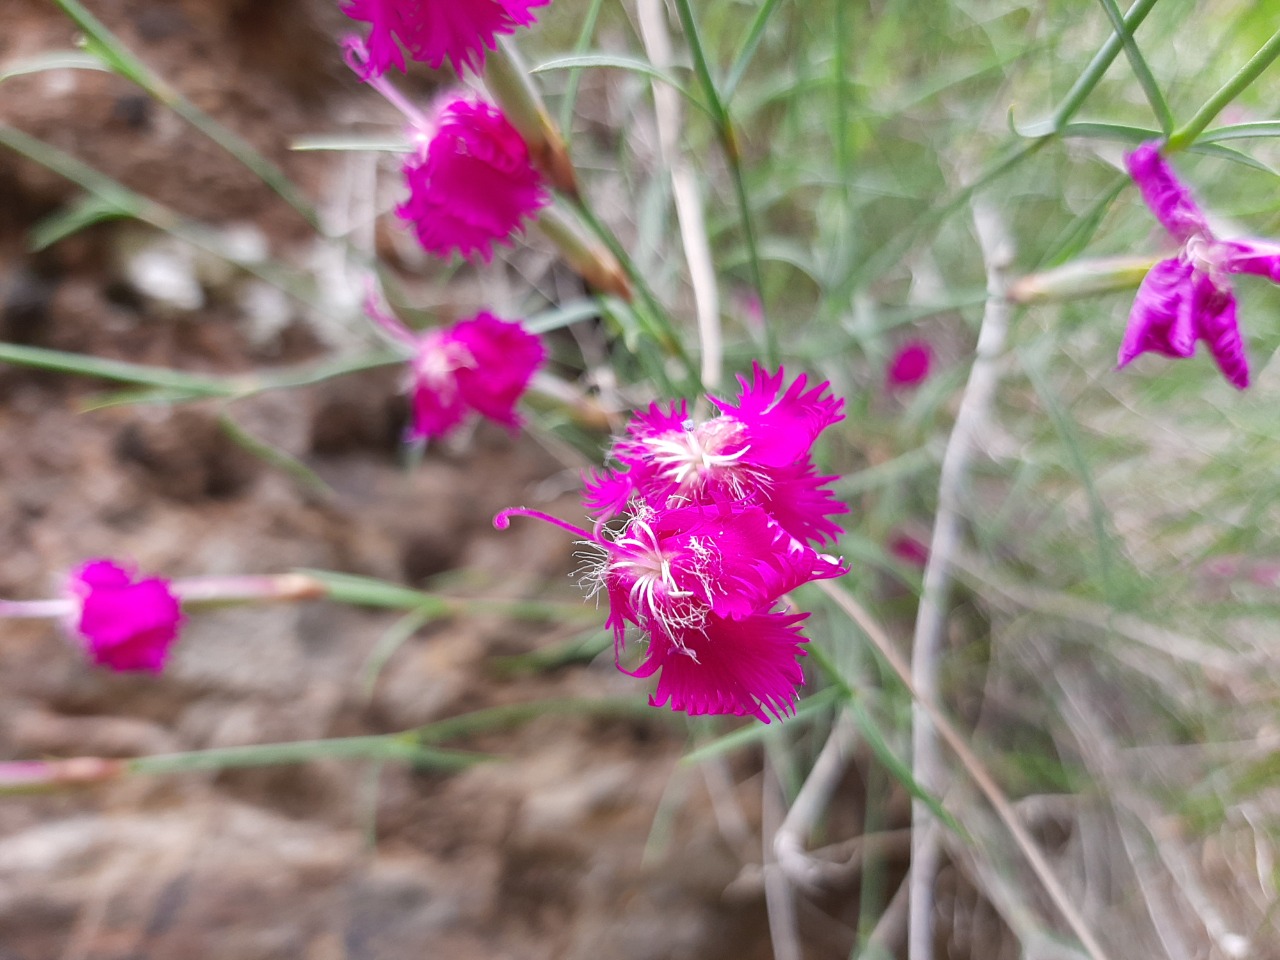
[342,0,551,78]
[68,560,183,673]
[886,339,933,391]
[597,504,845,720]
[1122,141,1280,390]
[398,97,548,262]
[585,364,847,546]
[499,365,849,723]
[368,297,545,441]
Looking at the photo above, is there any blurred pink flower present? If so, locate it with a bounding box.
[888,532,929,568]
[68,559,183,673]
[584,364,847,546]
[886,339,933,391]
[1121,141,1280,390]
[496,501,846,722]
[398,97,548,262]
[342,0,551,77]
[367,295,545,441]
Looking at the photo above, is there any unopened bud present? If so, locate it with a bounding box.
[1009,255,1159,305]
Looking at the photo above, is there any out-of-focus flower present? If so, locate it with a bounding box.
[584,364,847,546]
[366,293,545,441]
[888,532,929,568]
[495,502,847,722]
[398,96,548,262]
[342,0,551,78]
[885,339,933,391]
[342,38,548,262]
[67,559,183,673]
[1121,141,1280,390]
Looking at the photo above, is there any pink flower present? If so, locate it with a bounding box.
[886,340,933,391]
[397,97,548,262]
[496,502,846,722]
[67,560,183,673]
[584,364,847,546]
[366,294,545,441]
[342,0,551,78]
[888,533,929,568]
[1121,141,1280,390]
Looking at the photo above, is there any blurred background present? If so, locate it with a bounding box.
[3,0,1280,957]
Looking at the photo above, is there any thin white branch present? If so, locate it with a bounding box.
[636,0,721,390]
[818,582,1114,960]
[773,713,858,889]
[762,756,803,960]
[908,198,1013,960]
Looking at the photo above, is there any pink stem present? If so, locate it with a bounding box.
[494,508,594,541]
[0,598,74,619]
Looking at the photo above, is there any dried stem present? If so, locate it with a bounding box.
[818,581,1113,960]
[637,0,723,391]
[907,197,1013,960]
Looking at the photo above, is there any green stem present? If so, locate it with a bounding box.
[52,0,319,229]
[557,0,607,135]
[129,735,484,776]
[722,0,787,102]
[1095,0,1173,134]
[568,195,701,388]
[1168,28,1280,151]
[670,0,774,367]
[1051,0,1161,130]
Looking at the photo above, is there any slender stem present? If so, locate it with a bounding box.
[722,0,787,102]
[567,193,701,386]
[1168,28,1280,151]
[557,0,607,135]
[1095,0,1173,134]
[908,199,1012,960]
[818,582,1114,960]
[129,735,482,776]
[171,573,327,606]
[0,599,74,619]
[638,0,723,390]
[1050,0,1161,130]
[670,0,773,368]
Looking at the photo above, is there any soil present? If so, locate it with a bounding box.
[0,2,787,958]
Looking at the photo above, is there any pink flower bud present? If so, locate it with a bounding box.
[886,340,933,392]
[398,97,549,262]
[67,560,183,673]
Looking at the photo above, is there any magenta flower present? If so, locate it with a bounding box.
[886,339,933,391]
[342,0,552,78]
[888,532,929,568]
[366,294,545,441]
[1121,141,1280,390]
[398,96,548,262]
[496,502,847,721]
[584,364,847,546]
[67,559,183,673]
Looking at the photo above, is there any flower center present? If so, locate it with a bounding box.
[643,417,754,498]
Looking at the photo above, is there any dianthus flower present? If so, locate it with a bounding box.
[885,339,933,391]
[343,38,548,262]
[1121,141,1280,390]
[584,364,847,546]
[496,501,847,721]
[366,293,545,441]
[67,559,183,673]
[398,97,548,261]
[342,0,551,78]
